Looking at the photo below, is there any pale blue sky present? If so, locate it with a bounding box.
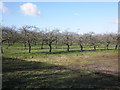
[1,2,118,34]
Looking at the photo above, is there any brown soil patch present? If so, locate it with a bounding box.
[51,64,118,75]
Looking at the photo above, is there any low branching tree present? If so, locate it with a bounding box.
[75,34,85,51]
[111,34,119,50]
[102,34,114,50]
[61,31,74,52]
[20,25,37,53]
[2,26,19,49]
[44,30,56,53]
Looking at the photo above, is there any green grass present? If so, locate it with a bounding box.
[2,43,119,88]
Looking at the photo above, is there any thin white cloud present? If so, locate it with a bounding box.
[0,2,10,13]
[74,13,80,16]
[20,3,40,16]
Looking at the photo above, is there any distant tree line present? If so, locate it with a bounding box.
[1,25,120,53]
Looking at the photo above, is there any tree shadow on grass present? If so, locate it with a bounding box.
[2,57,119,89]
[12,48,116,55]
[31,48,116,55]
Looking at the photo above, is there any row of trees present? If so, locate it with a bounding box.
[2,25,120,53]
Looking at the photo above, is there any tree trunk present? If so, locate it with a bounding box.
[1,40,8,53]
[12,41,15,45]
[67,44,70,52]
[94,45,96,51]
[115,44,118,50]
[80,44,83,51]
[28,40,31,53]
[41,41,44,49]
[49,43,52,53]
[106,44,109,50]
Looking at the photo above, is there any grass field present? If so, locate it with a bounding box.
[2,43,119,88]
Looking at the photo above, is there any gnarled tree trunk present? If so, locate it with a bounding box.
[41,41,44,49]
[106,44,109,50]
[115,44,118,50]
[80,44,83,51]
[49,43,52,53]
[28,40,31,53]
[67,44,70,52]
[94,45,96,51]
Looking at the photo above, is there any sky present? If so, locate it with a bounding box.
[0,2,118,34]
